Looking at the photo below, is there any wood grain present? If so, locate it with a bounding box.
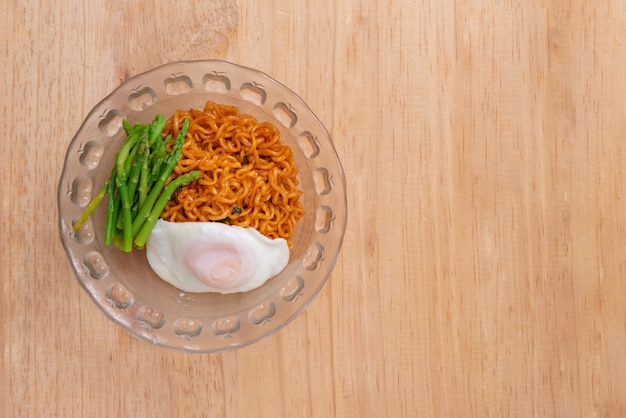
[2,1,626,417]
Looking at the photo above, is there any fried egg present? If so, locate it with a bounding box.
[146,219,289,294]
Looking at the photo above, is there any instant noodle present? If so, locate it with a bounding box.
[160,101,304,248]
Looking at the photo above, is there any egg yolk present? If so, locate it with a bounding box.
[184,246,249,290]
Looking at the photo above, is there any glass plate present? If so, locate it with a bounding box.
[57,60,346,353]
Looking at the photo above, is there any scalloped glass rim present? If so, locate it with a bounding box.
[57,60,346,353]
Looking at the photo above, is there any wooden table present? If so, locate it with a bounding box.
[3,1,626,417]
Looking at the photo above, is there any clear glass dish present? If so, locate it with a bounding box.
[57,60,346,353]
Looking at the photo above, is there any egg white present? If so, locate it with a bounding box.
[146,219,289,294]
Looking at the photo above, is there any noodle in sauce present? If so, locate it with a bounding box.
[160,101,304,248]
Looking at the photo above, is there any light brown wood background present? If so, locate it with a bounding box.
[2,1,626,417]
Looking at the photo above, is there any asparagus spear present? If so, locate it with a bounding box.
[134,170,201,248]
[138,142,150,211]
[147,133,170,188]
[104,167,121,245]
[116,128,145,178]
[115,175,133,252]
[147,114,166,146]
[126,137,148,210]
[72,179,109,232]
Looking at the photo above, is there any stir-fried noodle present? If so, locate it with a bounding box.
[160,101,304,248]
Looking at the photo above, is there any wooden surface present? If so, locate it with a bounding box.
[2,1,626,417]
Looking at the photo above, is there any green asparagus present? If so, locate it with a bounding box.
[73,114,193,252]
